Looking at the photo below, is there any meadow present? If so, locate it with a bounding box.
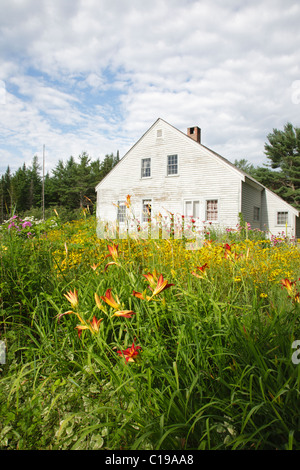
[0,212,300,450]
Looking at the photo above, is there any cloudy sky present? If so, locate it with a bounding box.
[1,0,300,176]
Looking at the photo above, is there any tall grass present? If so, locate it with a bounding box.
[0,214,299,449]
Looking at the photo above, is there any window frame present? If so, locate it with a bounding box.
[142,199,152,223]
[141,157,151,179]
[167,154,178,176]
[184,200,200,219]
[253,206,260,221]
[276,211,289,226]
[205,199,218,222]
[117,202,126,223]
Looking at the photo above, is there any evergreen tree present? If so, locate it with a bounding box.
[264,122,300,208]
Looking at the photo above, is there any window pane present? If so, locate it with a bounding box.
[277,211,288,225]
[141,158,151,178]
[254,206,260,221]
[193,201,200,218]
[185,201,193,217]
[206,200,218,221]
[117,203,126,223]
[167,154,178,175]
[142,200,152,222]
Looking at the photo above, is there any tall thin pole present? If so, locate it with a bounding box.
[42,144,45,221]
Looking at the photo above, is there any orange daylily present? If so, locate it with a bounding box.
[64,289,79,309]
[75,316,103,338]
[104,243,120,270]
[133,272,174,301]
[143,269,159,289]
[100,288,121,309]
[117,342,141,363]
[192,263,209,278]
[99,289,136,318]
[106,243,119,261]
[281,278,300,304]
[151,274,174,297]
[124,194,131,208]
[55,309,103,338]
[281,278,295,294]
[112,310,136,318]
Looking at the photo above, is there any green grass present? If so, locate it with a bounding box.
[0,215,300,450]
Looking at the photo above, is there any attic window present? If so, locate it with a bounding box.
[157,129,163,138]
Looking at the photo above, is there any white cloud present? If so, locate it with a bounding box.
[0,0,300,175]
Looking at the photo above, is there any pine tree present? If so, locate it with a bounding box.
[264,122,300,208]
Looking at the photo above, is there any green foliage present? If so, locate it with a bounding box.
[1,218,300,450]
[0,151,120,222]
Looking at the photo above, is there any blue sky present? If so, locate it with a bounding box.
[1,0,300,176]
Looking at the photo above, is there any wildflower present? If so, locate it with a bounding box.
[117,342,141,363]
[104,243,120,270]
[281,278,295,295]
[112,310,136,318]
[191,263,208,278]
[281,278,300,304]
[99,289,136,318]
[64,289,79,309]
[106,243,119,261]
[143,269,159,289]
[22,221,32,229]
[124,194,131,208]
[260,293,268,298]
[100,288,121,309]
[91,263,99,271]
[133,273,174,301]
[75,316,103,338]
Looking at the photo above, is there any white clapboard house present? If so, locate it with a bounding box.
[95,118,299,239]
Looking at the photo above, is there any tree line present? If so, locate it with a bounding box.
[0,151,119,222]
[235,122,300,209]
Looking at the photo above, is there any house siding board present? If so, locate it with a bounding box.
[96,119,242,230]
[241,181,262,229]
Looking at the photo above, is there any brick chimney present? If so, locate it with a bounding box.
[187,126,201,144]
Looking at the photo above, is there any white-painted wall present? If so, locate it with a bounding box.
[96,118,299,239]
[96,119,243,236]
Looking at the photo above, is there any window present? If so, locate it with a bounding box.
[185,200,200,219]
[206,200,218,221]
[141,158,151,178]
[142,199,152,223]
[277,211,288,225]
[157,129,163,138]
[254,206,260,221]
[167,154,178,175]
[117,202,126,223]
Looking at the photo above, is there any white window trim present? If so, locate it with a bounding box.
[142,199,152,223]
[166,154,179,177]
[117,201,126,224]
[205,198,219,223]
[276,210,289,226]
[183,199,200,219]
[141,157,151,179]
